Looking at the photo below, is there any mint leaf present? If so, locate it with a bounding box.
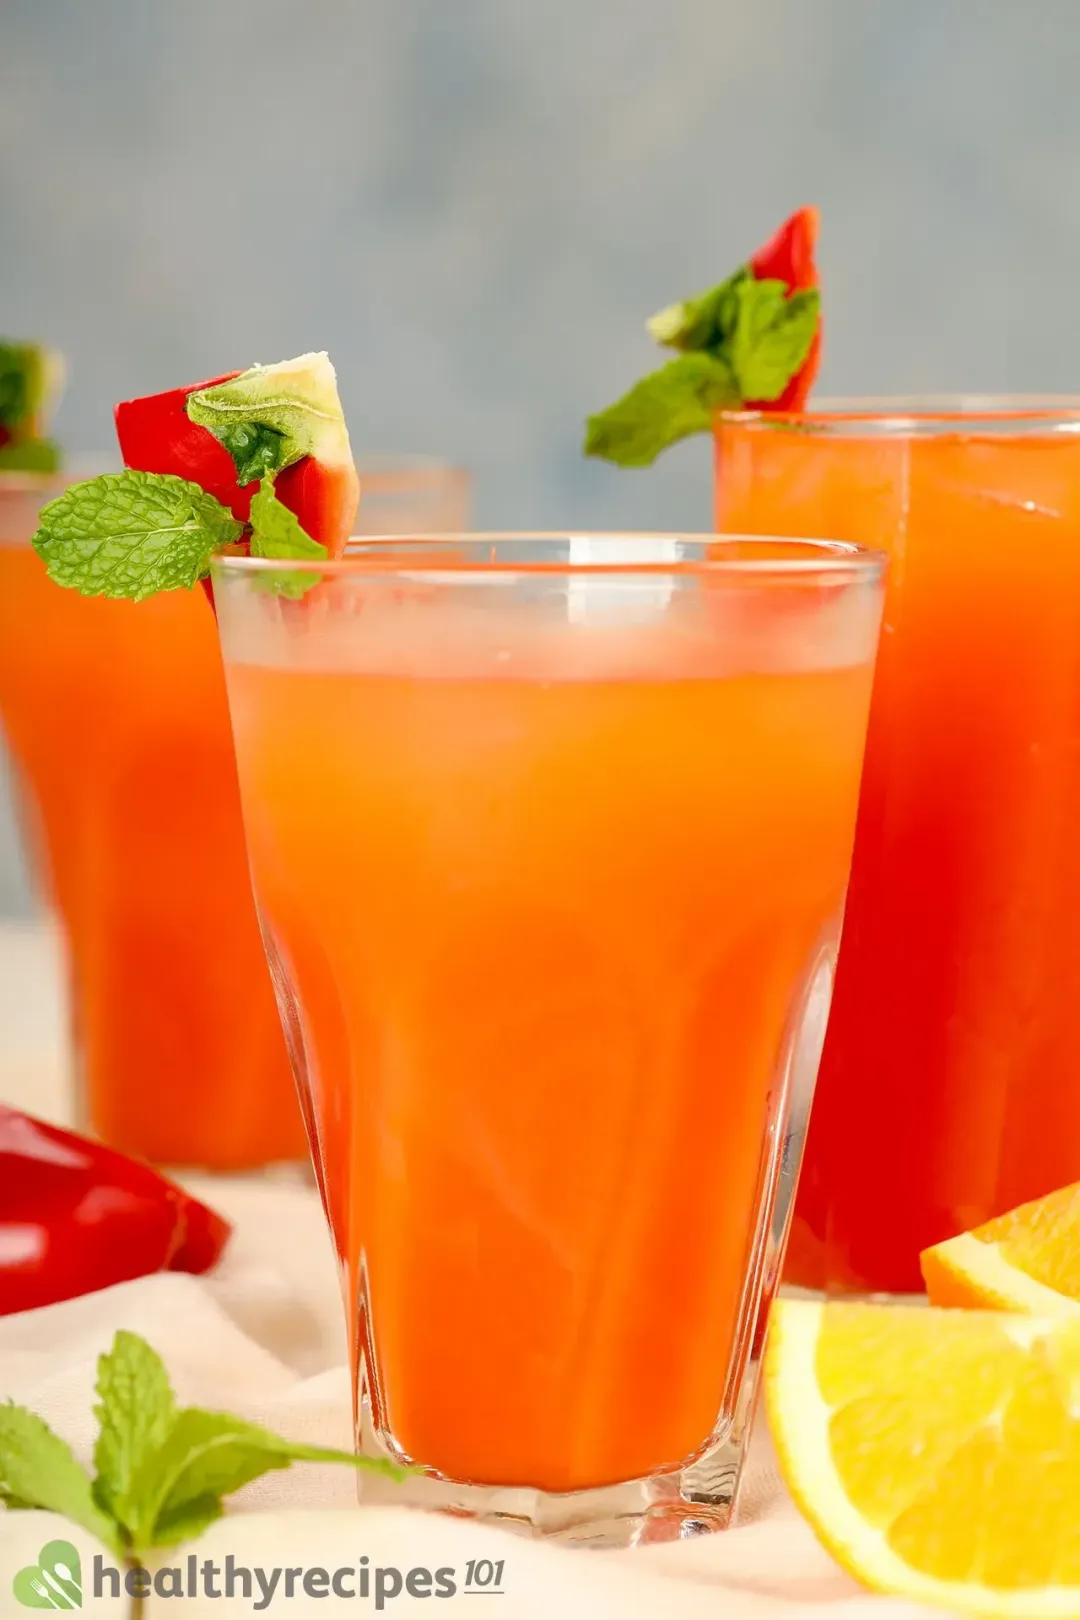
[646,268,749,354]
[0,1403,121,1555]
[93,1332,176,1534]
[150,1493,222,1551]
[584,352,739,468]
[204,420,289,486]
[728,279,820,403]
[130,1407,404,1551]
[0,438,61,473]
[32,471,244,600]
[247,475,326,600]
[248,477,326,561]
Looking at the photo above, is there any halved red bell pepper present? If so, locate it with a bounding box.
[0,1104,231,1316]
[747,205,821,411]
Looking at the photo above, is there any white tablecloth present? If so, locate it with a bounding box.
[0,920,931,1617]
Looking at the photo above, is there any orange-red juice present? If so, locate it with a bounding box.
[715,410,1080,1295]
[0,529,304,1170]
[226,634,875,1489]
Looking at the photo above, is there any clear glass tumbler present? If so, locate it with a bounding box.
[213,533,884,1544]
[715,399,1080,1297]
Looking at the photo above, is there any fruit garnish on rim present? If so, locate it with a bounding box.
[583,206,821,468]
[0,339,64,472]
[30,351,358,601]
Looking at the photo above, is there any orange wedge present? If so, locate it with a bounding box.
[765,1298,1080,1617]
[921,1182,1080,1316]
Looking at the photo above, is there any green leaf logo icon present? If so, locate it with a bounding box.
[13,1540,82,1608]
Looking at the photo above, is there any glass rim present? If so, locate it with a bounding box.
[716,394,1080,438]
[210,532,886,581]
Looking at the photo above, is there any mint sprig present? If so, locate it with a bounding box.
[32,471,244,600]
[585,271,820,467]
[0,1330,403,1569]
[31,469,328,602]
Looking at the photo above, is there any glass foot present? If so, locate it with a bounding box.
[355,1408,750,1548]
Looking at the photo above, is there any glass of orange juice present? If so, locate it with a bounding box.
[714,399,1080,1297]
[0,460,472,1173]
[212,532,884,1542]
[0,471,303,1171]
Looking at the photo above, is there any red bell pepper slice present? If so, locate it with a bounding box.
[0,1104,231,1316]
[747,205,821,411]
[114,373,250,520]
[114,368,358,554]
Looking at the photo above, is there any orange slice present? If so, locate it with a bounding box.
[921,1182,1080,1316]
[765,1298,1080,1617]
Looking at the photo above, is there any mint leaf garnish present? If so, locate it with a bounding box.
[93,1332,175,1534]
[728,279,820,403]
[0,1403,122,1555]
[130,1408,402,1552]
[247,475,327,599]
[646,268,749,354]
[1,1331,407,1565]
[203,420,289,486]
[0,438,61,473]
[248,477,326,561]
[585,258,821,466]
[32,471,243,600]
[584,352,739,468]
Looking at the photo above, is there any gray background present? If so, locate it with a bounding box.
[2,0,1079,910]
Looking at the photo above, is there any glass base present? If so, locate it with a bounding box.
[355,1406,751,1548]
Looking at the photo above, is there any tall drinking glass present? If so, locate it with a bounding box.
[213,533,884,1543]
[0,473,302,1170]
[0,460,472,1171]
[715,400,1080,1296]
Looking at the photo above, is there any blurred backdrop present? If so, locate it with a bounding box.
[2,0,1079,909]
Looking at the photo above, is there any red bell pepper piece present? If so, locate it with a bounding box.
[114,368,358,553]
[114,373,252,521]
[748,205,821,411]
[0,1104,231,1316]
